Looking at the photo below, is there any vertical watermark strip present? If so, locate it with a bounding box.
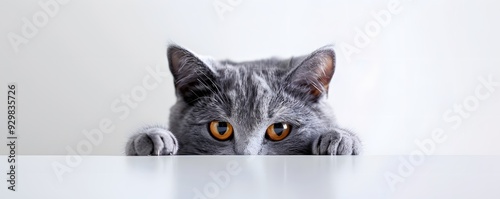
[6,83,18,191]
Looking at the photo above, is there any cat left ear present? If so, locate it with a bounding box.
[167,45,218,103]
[288,46,336,100]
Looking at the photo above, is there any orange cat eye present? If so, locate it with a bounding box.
[266,123,291,141]
[209,121,233,141]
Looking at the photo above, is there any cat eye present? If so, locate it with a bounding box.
[209,121,233,141]
[266,123,291,141]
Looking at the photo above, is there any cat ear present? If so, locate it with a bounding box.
[167,45,218,102]
[288,46,336,100]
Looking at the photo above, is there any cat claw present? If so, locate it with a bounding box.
[126,126,178,156]
[312,129,361,155]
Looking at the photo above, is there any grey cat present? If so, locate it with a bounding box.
[126,45,361,155]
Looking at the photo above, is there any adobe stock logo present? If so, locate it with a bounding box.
[7,0,70,53]
[339,0,415,63]
[384,75,499,192]
[213,0,243,20]
[193,161,242,199]
[51,64,169,182]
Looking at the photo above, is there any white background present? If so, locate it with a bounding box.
[1,0,499,155]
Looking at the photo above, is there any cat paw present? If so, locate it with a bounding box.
[126,126,178,156]
[312,129,361,155]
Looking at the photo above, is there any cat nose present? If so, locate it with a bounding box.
[235,146,258,155]
[235,138,262,155]
[235,149,259,155]
[243,148,259,155]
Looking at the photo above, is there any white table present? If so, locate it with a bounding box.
[1,156,499,199]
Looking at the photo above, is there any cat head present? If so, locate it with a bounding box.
[167,45,337,155]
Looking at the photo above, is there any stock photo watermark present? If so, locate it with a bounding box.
[7,0,70,53]
[51,64,169,182]
[192,156,257,199]
[213,0,243,20]
[339,0,414,63]
[193,160,242,199]
[384,75,500,192]
[6,84,18,191]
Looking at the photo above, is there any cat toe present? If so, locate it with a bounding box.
[313,130,360,155]
[126,127,178,156]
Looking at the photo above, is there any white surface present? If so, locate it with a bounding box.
[1,156,500,199]
[1,0,500,155]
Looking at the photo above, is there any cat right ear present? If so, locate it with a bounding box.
[287,45,336,102]
[167,45,218,103]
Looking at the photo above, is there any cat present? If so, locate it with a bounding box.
[125,45,361,155]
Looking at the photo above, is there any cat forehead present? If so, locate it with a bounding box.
[209,59,290,80]
[213,63,280,92]
[217,58,293,70]
[202,61,283,123]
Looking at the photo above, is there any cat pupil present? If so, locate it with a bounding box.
[217,122,228,134]
[274,123,285,136]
